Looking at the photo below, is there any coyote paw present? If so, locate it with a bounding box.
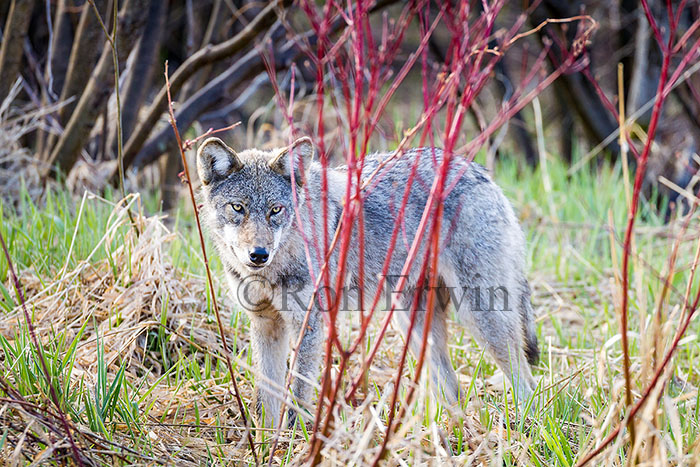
[286,406,311,429]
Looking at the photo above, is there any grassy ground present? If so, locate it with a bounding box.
[1,149,699,465]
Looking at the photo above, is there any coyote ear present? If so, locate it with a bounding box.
[197,137,242,185]
[269,137,314,186]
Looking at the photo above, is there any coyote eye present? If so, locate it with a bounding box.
[230,203,244,214]
[270,206,282,215]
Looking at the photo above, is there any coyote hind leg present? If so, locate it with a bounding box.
[443,265,536,404]
[394,280,460,406]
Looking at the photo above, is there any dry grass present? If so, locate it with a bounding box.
[1,178,699,465]
[1,197,248,464]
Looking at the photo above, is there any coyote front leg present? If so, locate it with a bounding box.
[249,310,289,428]
[284,300,324,427]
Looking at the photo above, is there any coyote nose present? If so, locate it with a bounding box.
[249,247,269,265]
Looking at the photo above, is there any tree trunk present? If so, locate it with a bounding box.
[160,148,183,212]
[46,0,75,99]
[48,0,153,175]
[42,0,109,161]
[531,0,620,156]
[619,0,639,103]
[36,0,76,161]
[0,0,35,102]
[493,56,537,167]
[130,40,291,170]
[57,0,110,123]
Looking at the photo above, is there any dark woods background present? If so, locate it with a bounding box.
[0,0,698,212]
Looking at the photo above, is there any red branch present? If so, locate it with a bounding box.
[576,0,700,463]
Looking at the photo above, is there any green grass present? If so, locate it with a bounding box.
[0,152,698,465]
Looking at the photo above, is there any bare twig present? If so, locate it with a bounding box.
[163,62,258,465]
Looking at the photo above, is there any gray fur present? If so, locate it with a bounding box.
[198,138,539,428]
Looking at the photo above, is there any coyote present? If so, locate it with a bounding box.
[198,136,538,428]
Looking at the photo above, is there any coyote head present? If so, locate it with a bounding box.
[197,136,313,271]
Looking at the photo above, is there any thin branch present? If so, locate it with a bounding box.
[163,62,258,466]
[87,0,139,234]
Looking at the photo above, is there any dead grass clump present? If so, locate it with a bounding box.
[0,196,257,464]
